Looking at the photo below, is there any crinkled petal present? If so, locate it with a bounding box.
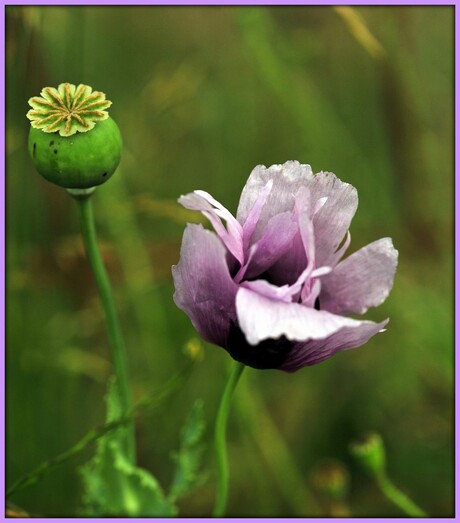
[236,287,365,346]
[179,191,244,264]
[172,224,237,347]
[320,238,398,315]
[242,179,273,251]
[240,279,293,303]
[309,171,358,267]
[236,161,314,240]
[280,319,389,372]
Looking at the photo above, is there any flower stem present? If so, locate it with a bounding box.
[213,361,245,517]
[74,194,136,463]
[375,472,427,517]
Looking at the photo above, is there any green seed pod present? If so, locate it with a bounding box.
[28,118,122,189]
[26,83,122,189]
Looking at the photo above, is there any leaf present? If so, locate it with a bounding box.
[168,400,207,502]
[80,379,176,517]
[80,438,176,516]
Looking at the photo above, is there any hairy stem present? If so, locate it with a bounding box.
[213,361,245,517]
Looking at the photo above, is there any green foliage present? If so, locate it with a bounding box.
[80,379,176,516]
[80,380,206,516]
[80,437,176,517]
[168,400,207,502]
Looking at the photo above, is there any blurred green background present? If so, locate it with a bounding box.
[6,5,453,517]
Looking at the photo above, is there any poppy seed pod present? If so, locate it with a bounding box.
[27,83,122,189]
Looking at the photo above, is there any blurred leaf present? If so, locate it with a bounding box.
[80,438,176,517]
[7,360,195,503]
[80,379,176,517]
[81,439,176,516]
[168,400,207,502]
[236,8,369,171]
[334,7,386,59]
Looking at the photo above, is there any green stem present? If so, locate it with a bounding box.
[213,361,245,517]
[376,472,427,517]
[74,194,135,463]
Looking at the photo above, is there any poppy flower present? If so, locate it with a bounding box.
[172,161,398,371]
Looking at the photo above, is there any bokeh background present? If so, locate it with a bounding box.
[6,5,453,517]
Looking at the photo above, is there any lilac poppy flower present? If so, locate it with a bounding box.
[172,161,398,372]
